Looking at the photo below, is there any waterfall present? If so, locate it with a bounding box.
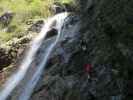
[19,24,62,100]
[0,12,68,100]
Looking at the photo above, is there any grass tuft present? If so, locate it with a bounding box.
[0,0,73,43]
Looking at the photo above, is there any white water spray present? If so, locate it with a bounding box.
[19,26,62,100]
[0,22,49,100]
[0,12,68,100]
[18,12,68,100]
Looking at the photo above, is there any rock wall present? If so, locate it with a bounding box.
[30,0,133,100]
[77,0,133,99]
[0,0,132,100]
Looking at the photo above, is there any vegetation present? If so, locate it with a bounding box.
[0,0,73,43]
[58,0,73,3]
[0,0,54,42]
[0,0,74,85]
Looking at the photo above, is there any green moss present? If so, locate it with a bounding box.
[0,0,55,43]
[58,0,73,4]
[0,32,13,42]
[0,0,73,44]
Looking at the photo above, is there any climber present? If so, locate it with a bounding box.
[84,64,92,79]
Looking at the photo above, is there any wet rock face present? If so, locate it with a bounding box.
[45,28,58,39]
[30,0,133,100]
[30,13,81,100]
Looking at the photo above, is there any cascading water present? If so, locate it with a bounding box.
[18,12,68,100]
[19,24,62,100]
[0,12,68,100]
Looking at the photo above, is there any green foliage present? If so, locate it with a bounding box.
[0,0,54,18]
[0,0,55,43]
[58,0,73,3]
[0,0,73,43]
[0,32,13,42]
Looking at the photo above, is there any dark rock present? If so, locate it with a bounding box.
[45,28,58,39]
[62,3,75,12]
[0,48,12,70]
[0,11,14,27]
[127,80,133,96]
[28,20,44,33]
[76,0,93,13]
[50,2,65,14]
[77,0,133,99]
[50,2,75,14]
